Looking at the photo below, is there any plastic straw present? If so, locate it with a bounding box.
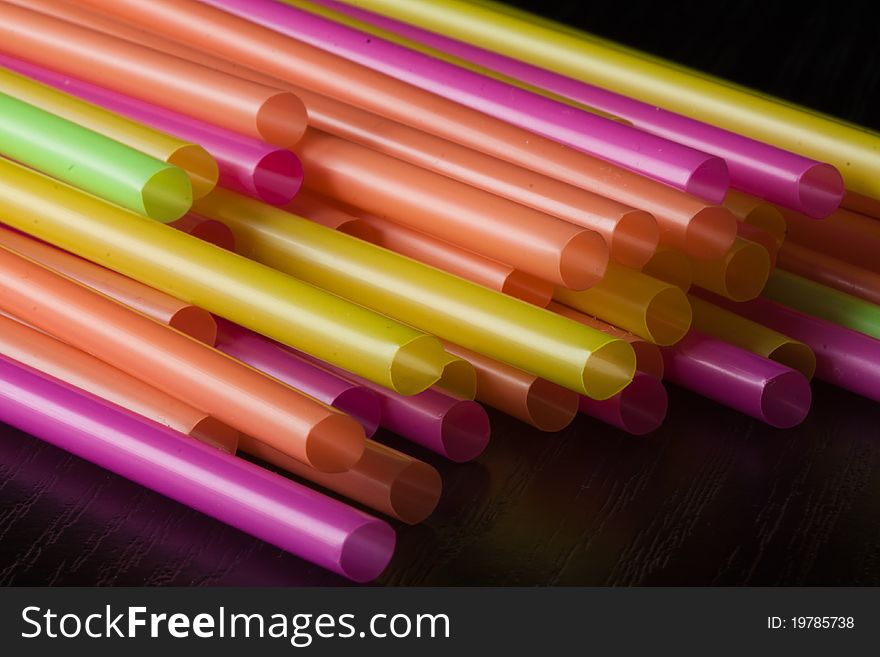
[436,351,478,401]
[0,157,444,396]
[196,187,636,398]
[578,372,668,435]
[209,0,729,201]
[79,0,736,260]
[240,435,442,525]
[4,57,305,206]
[690,238,771,302]
[554,265,692,346]
[841,190,880,219]
[0,2,307,147]
[0,225,217,345]
[736,222,779,268]
[640,247,693,292]
[0,91,191,222]
[346,0,879,202]
[443,342,578,432]
[0,63,217,199]
[0,355,394,582]
[285,191,363,232]
[214,319,381,437]
[170,215,236,252]
[0,313,238,453]
[548,302,665,379]
[777,242,880,307]
[0,242,367,472]
[761,270,880,341]
[662,330,811,428]
[689,295,816,379]
[781,206,880,274]
[724,190,787,243]
[296,129,608,289]
[317,0,844,218]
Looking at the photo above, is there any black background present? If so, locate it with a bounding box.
[2,1,880,586]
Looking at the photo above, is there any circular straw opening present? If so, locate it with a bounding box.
[644,286,693,346]
[339,520,396,582]
[525,378,579,432]
[723,241,771,302]
[768,342,817,380]
[438,358,477,400]
[558,229,609,290]
[306,413,366,473]
[685,206,738,260]
[684,157,730,204]
[743,204,786,242]
[440,401,490,462]
[502,270,554,307]
[390,335,447,396]
[168,306,218,345]
[798,163,845,219]
[760,369,812,429]
[142,166,193,223]
[167,144,219,199]
[255,92,309,148]
[388,461,443,525]
[616,374,668,435]
[610,209,660,269]
[333,387,382,438]
[252,149,304,205]
[581,339,637,401]
[189,416,240,453]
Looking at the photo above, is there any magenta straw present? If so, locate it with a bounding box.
[204,0,729,202]
[1,55,303,205]
[319,0,844,217]
[662,330,812,428]
[578,372,668,435]
[214,319,381,437]
[0,355,395,582]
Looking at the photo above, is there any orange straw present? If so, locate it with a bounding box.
[0,2,307,147]
[777,241,880,307]
[0,225,217,345]
[0,312,238,453]
[170,214,235,251]
[284,190,363,231]
[75,0,737,260]
[781,206,880,273]
[0,244,365,472]
[640,247,692,292]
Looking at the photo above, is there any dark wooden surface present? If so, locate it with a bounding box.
[2,1,880,586]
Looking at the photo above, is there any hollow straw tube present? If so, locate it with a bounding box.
[723,191,787,243]
[0,355,395,582]
[0,225,217,345]
[214,319,381,437]
[0,243,366,472]
[689,238,771,302]
[170,215,236,252]
[0,92,191,222]
[640,247,692,292]
[777,242,880,307]
[0,158,444,395]
[296,129,608,289]
[78,0,736,260]
[195,187,636,398]
[547,302,664,379]
[240,434,441,525]
[207,0,729,201]
[443,342,578,432]
[736,222,779,268]
[662,330,811,428]
[761,270,880,341]
[436,351,478,401]
[0,65,217,199]
[708,295,880,403]
[2,57,305,206]
[314,0,844,217]
[554,265,692,346]
[0,3,307,147]
[285,191,363,232]
[0,313,238,453]
[688,295,815,379]
[578,372,668,436]
[841,190,880,219]
[780,206,880,274]
[20,3,659,269]
[345,0,876,203]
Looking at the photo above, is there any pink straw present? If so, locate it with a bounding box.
[578,372,667,435]
[204,0,729,201]
[1,55,304,205]
[662,330,812,428]
[319,0,844,217]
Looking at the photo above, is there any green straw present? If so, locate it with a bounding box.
[0,92,191,222]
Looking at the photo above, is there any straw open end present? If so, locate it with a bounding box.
[189,416,240,454]
[610,209,660,269]
[333,387,382,438]
[559,228,609,290]
[501,270,554,307]
[684,156,730,204]
[388,460,443,525]
[760,369,812,429]
[168,305,218,345]
[581,339,636,400]
[616,374,668,435]
[168,144,219,200]
[741,203,786,242]
[722,241,771,302]
[525,378,579,432]
[306,413,366,473]
[440,400,490,462]
[437,356,477,400]
[389,335,446,396]
[644,286,692,346]
[252,149,304,205]
[255,91,309,147]
[685,206,738,260]
[798,163,845,219]
[768,342,817,380]
[338,519,396,582]
[141,166,193,223]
